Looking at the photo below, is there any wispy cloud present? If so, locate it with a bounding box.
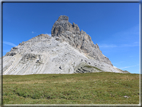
[121,42,139,47]
[99,44,117,48]
[3,41,17,47]
[113,25,139,37]
[113,61,124,65]
[99,42,139,48]
[32,31,35,34]
[45,33,51,36]
[3,50,10,52]
[99,25,139,46]
[120,64,139,69]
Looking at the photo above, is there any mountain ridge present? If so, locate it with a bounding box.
[2,15,129,75]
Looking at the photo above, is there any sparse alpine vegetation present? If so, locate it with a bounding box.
[3,72,139,104]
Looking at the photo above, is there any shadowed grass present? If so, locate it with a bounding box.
[3,72,139,104]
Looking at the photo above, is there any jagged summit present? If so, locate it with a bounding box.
[2,15,127,75]
[57,15,69,21]
[51,15,80,37]
[52,15,112,65]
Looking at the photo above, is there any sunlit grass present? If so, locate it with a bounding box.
[3,72,139,104]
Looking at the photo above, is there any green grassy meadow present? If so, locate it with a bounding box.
[3,72,139,104]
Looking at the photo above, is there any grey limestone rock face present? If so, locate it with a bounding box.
[51,15,112,65]
[1,16,128,75]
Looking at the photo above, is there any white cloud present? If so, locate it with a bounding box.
[3,50,10,52]
[112,25,139,38]
[99,42,139,48]
[99,44,117,48]
[3,41,17,47]
[120,64,139,69]
[32,31,35,34]
[113,66,118,68]
[99,25,139,47]
[45,33,51,36]
[121,43,139,47]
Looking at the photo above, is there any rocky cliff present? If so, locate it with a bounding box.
[2,15,126,75]
[51,15,112,65]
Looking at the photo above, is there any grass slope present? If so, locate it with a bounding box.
[3,72,139,104]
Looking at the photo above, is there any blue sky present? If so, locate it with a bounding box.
[3,3,139,74]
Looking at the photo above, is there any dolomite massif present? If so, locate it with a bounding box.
[2,15,129,75]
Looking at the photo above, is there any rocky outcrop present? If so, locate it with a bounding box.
[51,15,80,37]
[75,62,104,73]
[51,15,112,65]
[2,16,128,75]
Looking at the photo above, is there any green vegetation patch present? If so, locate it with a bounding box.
[3,72,139,104]
[84,65,104,72]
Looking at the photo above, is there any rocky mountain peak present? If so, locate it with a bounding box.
[2,15,127,75]
[57,15,69,21]
[51,15,112,65]
[51,15,80,37]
